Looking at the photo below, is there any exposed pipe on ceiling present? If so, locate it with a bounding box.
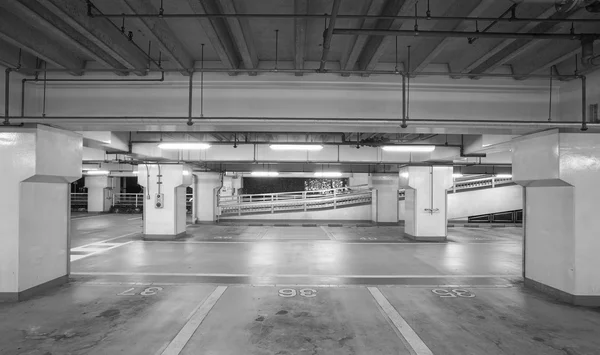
[581,75,588,131]
[333,29,599,41]
[3,68,11,125]
[319,0,342,72]
[9,67,579,79]
[86,12,600,24]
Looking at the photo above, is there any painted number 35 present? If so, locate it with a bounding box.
[431,289,475,298]
[278,288,317,298]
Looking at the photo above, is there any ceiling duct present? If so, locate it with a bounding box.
[554,0,600,12]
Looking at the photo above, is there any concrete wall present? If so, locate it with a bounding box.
[447,185,523,220]
[221,204,371,221]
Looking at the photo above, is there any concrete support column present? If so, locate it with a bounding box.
[399,166,453,241]
[84,176,112,212]
[370,175,399,224]
[0,125,82,302]
[137,164,192,240]
[513,131,600,306]
[194,172,222,223]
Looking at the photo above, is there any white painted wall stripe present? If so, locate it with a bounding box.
[160,286,227,355]
[368,287,434,355]
[71,271,521,279]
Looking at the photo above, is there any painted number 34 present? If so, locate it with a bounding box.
[431,289,475,298]
[278,288,317,298]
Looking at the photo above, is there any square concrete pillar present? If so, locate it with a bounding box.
[370,175,399,224]
[513,130,600,306]
[194,172,222,223]
[0,125,82,302]
[84,176,114,212]
[137,164,192,240]
[399,166,453,241]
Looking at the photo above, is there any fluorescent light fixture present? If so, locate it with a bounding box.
[452,173,464,179]
[381,145,436,152]
[496,174,512,179]
[132,171,139,175]
[157,142,211,150]
[251,171,279,177]
[270,144,323,151]
[82,167,98,171]
[84,170,110,175]
[314,172,342,178]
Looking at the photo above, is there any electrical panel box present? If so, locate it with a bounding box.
[155,193,164,209]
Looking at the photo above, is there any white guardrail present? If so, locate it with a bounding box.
[70,193,193,209]
[218,185,372,216]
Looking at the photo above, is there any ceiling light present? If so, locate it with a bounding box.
[452,173,464,179]
[132,171,139,174]
[314,172,342,178]
[157,142,211,150]
[496,174,512,179]
[183,170,190,176]
[82,167,98,171]
[381,145,436,152]
[84,170,110,175]
[251,171,279,177]
[270,144,323,151]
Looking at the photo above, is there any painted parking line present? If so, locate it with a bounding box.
[71,271,522,278]
[368,287,434,355]
[70,241,133,262]
[160,286,227,355]
[128,216,142,220]
[74,231,139,250]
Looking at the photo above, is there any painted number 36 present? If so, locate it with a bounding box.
[278,288,317,298]
[431,289,475,298]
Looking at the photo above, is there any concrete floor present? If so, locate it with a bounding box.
[1,214,599,355]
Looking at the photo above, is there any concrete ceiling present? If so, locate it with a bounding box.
[1,0,599,77]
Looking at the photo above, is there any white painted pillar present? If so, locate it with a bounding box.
[513,131,600,306]
[399,166,453,241]
[137,165,192,240]
[369,175,399,224]
[0,125,82,301]
[84,176,112,212]
[194,172,222,223]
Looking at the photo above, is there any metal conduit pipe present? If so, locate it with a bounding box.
[3,68,10,125]
[333,29,600,41]
[581,75,588,131]
[88,12,600,24]
[10,116,599,127]
[7,67,579,79]
[319,0,342,72]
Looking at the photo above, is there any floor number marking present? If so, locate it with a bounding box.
[278,288,317,298]
[118,287,163,296]
[431,289,475,298]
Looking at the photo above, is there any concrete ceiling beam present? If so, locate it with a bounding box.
[411,0,495,74]
[187,0,240,74]
[0,9,84,75]
[40,0,149,75]
[467,5,582,76]
[357,0,419,73]
[1,0,131,76]
[341,0,389,75]
[218,0,258,75]
[0,38,38,73]
[121,0,194,73]
[294,0,309,76]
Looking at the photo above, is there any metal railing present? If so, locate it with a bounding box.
[71,193,88,208]
[399,176,513,200]
[219,185,372,216]
[70,193,194,210]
